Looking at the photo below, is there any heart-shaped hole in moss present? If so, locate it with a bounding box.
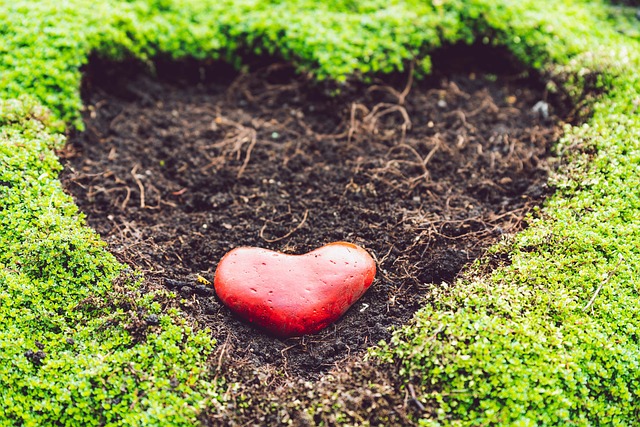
[61,45,571,378]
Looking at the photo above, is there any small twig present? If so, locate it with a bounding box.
[236,129,257,178]
[259,210,309,243]
[366,103,412,132]
[367,60,415,105]
[348,103,369,144]
[207,116,259,178]
[407,383,425,411]
[389,144,430,178]
[130,164,145,208]
[397,60,415,105]
[120,186,132,210]
[466,96,500,118]
[215,339,228,372]
[212,335,231,385]
[583,256,624,312]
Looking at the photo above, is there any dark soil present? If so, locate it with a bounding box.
[60,47,565,385]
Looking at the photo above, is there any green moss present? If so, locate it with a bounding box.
[1,0,640,425]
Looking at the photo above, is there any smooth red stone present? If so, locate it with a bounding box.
[214,242,376,338]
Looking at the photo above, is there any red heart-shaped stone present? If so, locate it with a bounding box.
[214,242,376,338]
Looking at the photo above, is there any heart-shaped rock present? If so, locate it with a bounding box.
[214,242,376,338]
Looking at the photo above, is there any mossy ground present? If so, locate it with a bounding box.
[1,1,639,425]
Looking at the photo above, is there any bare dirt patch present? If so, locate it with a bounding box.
[60,47,566,384]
